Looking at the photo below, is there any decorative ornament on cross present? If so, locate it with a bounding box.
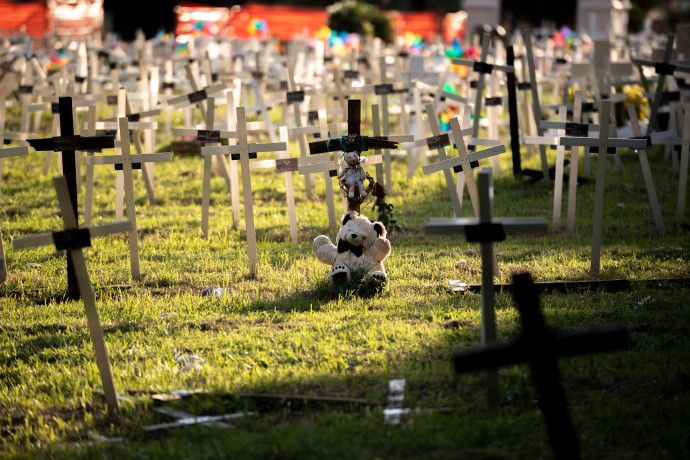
[308,100,399,213]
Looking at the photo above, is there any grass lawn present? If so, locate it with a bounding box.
[0,102,689,459]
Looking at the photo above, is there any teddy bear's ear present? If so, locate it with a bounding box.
[341,211,357,226]
[373,221,386,237]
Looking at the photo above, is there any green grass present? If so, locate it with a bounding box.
[0,102,689,459]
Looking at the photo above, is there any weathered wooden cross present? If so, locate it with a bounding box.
[13,175,132,412]
[308,99,398,212]
[632,34,690,136]
[453,271,629,459]
[28,96,115,298]
[425,168,547,408]
[522,106,570,232]
[559,101,647,275]
[626,104,665,233]
[420,123,506,220]
[83,117,171,280]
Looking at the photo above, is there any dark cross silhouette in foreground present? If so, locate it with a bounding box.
[28,97,114,298]
[453,272,630,460]
[308,100,398,155]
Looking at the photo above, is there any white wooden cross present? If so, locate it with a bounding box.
[285,59,315,197]
[95,89,159,209]
[0,98,30,281]
[452,34,515,144]
[522,30,552,185]
[173,96,237,237]
[425,168,547,408]
[559,101,647,275]
[13,175,132,412]
[414,104,503,217]
[201,106,287,277]
[419,103,463,217]
[83,117,171,280]
[249,125,298,243]
[421,128,507,219]
[673,103,689,224]
[369,103,414,192]
[632,34,690,136]
[523,106,570,232]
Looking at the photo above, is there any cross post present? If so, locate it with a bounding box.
[425,168,547,408]
[523,30,551,185]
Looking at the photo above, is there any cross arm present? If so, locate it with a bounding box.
[28,135,114,152]
[632,58,690,74]
[0,145,29,159]
[425,217,547,236]
[172,128,238,140]
[13,221,133,250]
[83,152,171,166]
[422,145,507,175]
[308,136,398,155]
[559,137,647,150]
[163,83,229,108]
[539,121,602,135]
[3,131,37,141]
[450,59,515,74]
[103,109,161,123]
[201,142,287,158]
[91,121,158,131]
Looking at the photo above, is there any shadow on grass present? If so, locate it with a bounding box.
[4,283,690,459]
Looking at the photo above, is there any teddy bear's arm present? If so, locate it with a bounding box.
[368,237,392,263]
[313,235,338,266]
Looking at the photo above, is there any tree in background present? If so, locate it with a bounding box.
[327,0,394,43]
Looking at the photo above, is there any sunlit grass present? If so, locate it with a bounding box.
[0,98,688,458]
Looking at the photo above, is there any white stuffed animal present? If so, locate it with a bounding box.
[313,211,391,287]
[337,151,367,198]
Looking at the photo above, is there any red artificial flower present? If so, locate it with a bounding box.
[372,183,386,198]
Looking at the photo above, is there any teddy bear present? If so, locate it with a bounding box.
[313,211,391,287]
[337,151,367,199]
